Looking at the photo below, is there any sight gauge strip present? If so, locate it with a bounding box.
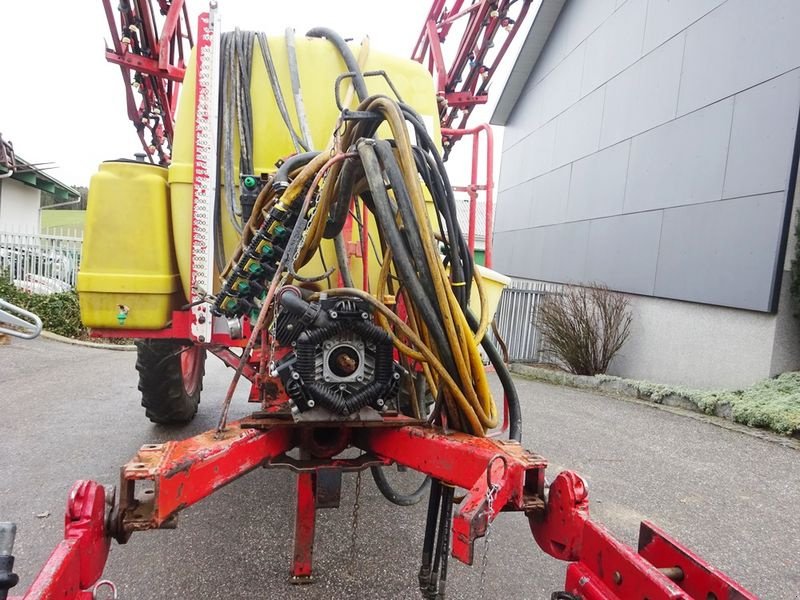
[190,3,221,342]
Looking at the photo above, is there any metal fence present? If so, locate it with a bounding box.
[0,230,83,293]
[491,279,559,363]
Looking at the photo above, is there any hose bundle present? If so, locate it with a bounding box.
[217,94,497,437]
[209,32,523,598]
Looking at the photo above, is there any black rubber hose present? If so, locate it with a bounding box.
[357,140,459,386]
[428,483,454,598]
[419,479,442,592]
[373,140,439,304]
[306,27,368,101]
[412,146,448,247]
[401,105,474,288]
[323,156,359,238]
[257,31,309,153]
[273,151,321,192]
[370,466,430,506]
[333,233,355,287]
[401,106,472,308]
[467,310,522,442]
[437,484,454,597]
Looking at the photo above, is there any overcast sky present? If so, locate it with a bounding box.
[0,1,533,188]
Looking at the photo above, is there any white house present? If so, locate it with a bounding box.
[0,137,79,233]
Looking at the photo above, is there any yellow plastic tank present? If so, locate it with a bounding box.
[169,35,442,299]
[78,161,184,329]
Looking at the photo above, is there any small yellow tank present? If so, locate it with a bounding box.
[77,161,184,329]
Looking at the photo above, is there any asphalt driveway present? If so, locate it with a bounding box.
[0,337,797,598]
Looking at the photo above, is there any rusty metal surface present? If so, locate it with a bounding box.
[358,426,547,492]
[358,425,547,566]
[119,423,294,532]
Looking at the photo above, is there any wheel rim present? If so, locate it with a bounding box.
[181,345,203,396]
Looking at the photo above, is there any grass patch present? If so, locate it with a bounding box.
[601,373,800,436]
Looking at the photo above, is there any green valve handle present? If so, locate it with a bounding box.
[243,176,258,189]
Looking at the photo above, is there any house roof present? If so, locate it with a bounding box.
[490,0,567,126]
[0,139,79,201]
[455,196,487,250]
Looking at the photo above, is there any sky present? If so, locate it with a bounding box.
[0,1,534,189]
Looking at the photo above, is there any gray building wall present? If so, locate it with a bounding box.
[494,0,800,312]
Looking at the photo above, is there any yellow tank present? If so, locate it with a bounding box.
[77,161,184,329]
[169,35,442,299]
[79,33,509,330]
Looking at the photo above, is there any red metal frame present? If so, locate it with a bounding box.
[8,422,758,599]
[89,309,250,348]
[442,125,495,267]
[413,0,534,150]
[21,4,754,598]
[102,0,193,164]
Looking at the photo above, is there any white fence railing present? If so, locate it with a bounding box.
[0,230,83,293]
[490,279,560,363]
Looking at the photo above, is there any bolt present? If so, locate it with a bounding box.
[329,310,338,319]
[198,315,206,324]
[292,372,300,380]
[324,342,333,350]
[393,372,401,379]
[339,384,347,390]
[307,400,315,408]
[361,311,369,320]
[356,375,364,382]
[376,398,385,407]
[613,571,622,585]
[324,375,331,382]
[198,335,206,342]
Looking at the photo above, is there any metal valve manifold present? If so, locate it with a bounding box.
[273,291,404,417]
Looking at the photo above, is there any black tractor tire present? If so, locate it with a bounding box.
[135,339,206,424]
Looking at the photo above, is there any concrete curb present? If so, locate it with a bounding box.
[40,330,137,351]
[508,363,800,443]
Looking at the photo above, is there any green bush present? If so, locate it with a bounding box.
[0,275,86,338]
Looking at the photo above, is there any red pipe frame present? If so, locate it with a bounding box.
[412,0,535,147]
[10,421,757,599]
[442,124,495,267]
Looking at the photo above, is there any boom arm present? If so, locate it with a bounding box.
[102,0,194,164]
[412,0,535,152]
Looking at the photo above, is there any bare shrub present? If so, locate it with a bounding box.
[537,284,632,375]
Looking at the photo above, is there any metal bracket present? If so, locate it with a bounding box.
[334,70,405,112]
[0,299,42,339]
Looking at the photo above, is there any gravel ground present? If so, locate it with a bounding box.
[1,337,797,599]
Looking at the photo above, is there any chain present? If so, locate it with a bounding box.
[479,483,500,596]
[348,468,363,574]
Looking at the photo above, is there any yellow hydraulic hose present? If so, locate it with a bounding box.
[364,97,498,430]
